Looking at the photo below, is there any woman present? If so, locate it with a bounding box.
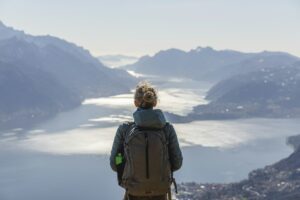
[110,81,183,200]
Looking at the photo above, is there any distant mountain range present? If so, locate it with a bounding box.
[1,20,299,128]
[0,22,136,130]
[123,47,299,83]
[128,46,300,120]
[177,135,300,200]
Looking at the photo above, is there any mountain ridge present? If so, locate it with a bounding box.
[122,46,299,82]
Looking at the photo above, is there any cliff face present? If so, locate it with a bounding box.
[176,139,300,200]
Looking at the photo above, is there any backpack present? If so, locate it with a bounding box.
[121,122,172,196]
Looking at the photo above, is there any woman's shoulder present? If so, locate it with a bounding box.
[117,121,135,134]
[164,121,174,129]
[163,121,177,137]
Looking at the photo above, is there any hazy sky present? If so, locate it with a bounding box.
[0,0,299,57]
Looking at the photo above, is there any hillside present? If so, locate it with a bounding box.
[0,60,81,129]
[0,22,137,130]
[176,135,300,200]
[183,62,300,120]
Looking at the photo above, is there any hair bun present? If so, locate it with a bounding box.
[143,91,155,103]
[134,81,158,108]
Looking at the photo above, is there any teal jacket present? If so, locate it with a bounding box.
[110,108,183,172]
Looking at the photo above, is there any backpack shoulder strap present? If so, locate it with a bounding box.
[117,121,135,150]
[121,121,135,139]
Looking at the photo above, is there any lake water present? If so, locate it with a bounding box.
[0,77,299,200]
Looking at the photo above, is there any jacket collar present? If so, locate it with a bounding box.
[133,107,166,128]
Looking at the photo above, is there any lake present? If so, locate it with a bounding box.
[0,77,299,200]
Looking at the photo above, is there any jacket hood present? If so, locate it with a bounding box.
[133,108,167,128]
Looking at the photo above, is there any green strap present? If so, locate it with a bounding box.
[115,153,123,165]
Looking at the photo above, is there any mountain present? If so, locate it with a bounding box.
[179,61,300,120]
[0,38,136,98]
[206,62,300,105]
[98,54,139,68]
[122,47,298,82]
[199,62,300,117]
[207,51,299,82]
[0,22,136,130]
[176,135,300,200]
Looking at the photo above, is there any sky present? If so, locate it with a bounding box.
[0,0,299,57]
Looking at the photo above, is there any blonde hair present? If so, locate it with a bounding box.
[134,81,158,109]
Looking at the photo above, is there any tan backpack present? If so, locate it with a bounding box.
[121,122,172,196]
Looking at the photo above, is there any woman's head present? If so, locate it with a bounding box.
[134,81,158,109]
